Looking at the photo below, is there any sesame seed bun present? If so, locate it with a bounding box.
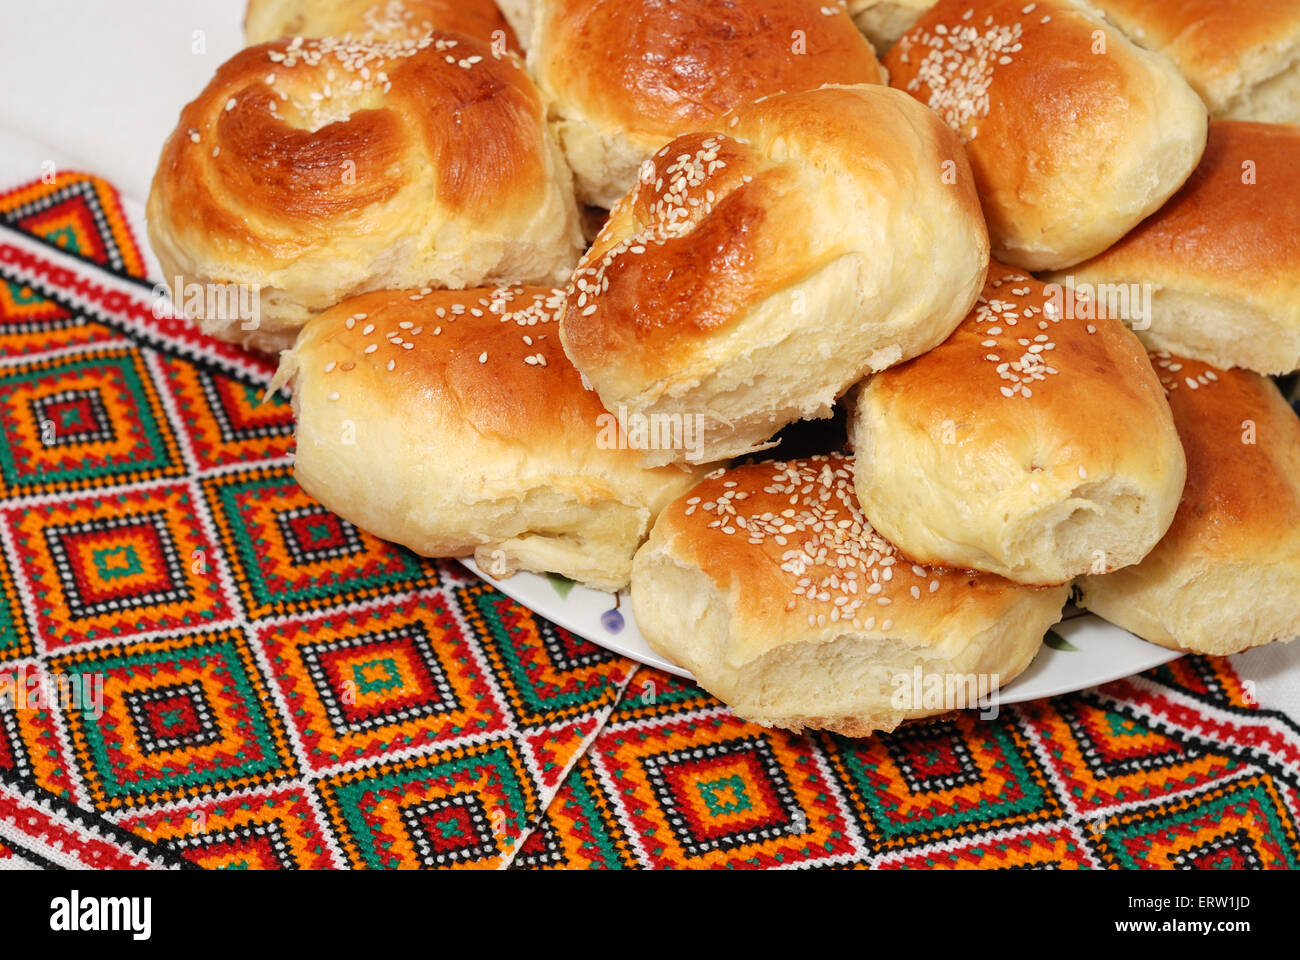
[885,0,1207,271]
[1088,0,1300,124]
[281,286,708,591]
[630,455,1070,735]
[146,33,582,353]
[244,0,521,52]
[1044,121,1300,376]
[559,84,990,467]
[530,0,886,207]
[1077,355,1300,655]
[849,262,1186,586]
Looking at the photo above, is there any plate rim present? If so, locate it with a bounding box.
[459,558,1183,704]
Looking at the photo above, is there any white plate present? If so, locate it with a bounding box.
[461,559,1181,703]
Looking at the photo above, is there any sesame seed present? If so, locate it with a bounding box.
[899,16,1025,143]
[686,456,963,622]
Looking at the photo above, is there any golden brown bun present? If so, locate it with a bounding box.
[885,0,1207,271]
[846,0,934,52]
[282,287,708,591]
[850,262,1186,585]
[244,0,521,53]
[531,0,886,207]
[631,455,1070,735]
[1045,121,1300,376]
[559,84,989,466]
[1089,0,1300,123]
[146,34,582,353]
[1077,355,1300,655]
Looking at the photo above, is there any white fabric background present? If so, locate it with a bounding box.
[0,0,245,203]
[1,0,1297,719]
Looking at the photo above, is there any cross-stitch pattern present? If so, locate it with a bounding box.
[0,171,1297,869]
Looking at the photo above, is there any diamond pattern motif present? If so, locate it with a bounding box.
[0,348,183,496]
[204,467,435,620]
[51,630,298,810]
[256,596,510,773]
[6,484,234,648]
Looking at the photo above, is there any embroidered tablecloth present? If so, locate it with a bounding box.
[0,168,1297,870]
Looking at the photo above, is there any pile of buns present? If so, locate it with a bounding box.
[148,0,1300,736]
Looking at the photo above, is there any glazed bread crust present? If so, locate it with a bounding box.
[147,33,582,353]
[1046,121,1300,376]
[632,455,1069,735]
[559,84,989,466]
[1088,0,1300,123]
[885,0,1207,271]
[849,263,1186,585]
[244,0,521,51]
[531,0,886,206]
[1077,355,1300,655]
[283,286,707,591]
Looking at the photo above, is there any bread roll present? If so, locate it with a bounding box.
[846,0,934,52]
[885,0,1207,271]
[849,263,1186,585]
[631,455,1070,735]
[1077,354,1300,655]
[1089,0,1300,124]
[1043,121,1300,376]
[282,286,707,591]
[559,84,989,467]
[147,34,582,353]
[530,0,886,207]
[244,0,521,52]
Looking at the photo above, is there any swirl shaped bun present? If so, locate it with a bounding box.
[244,0,521,52]
[531,0,887,207]
[559,84,989,466]
[282,286,708,591]
[147,33,583,352]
